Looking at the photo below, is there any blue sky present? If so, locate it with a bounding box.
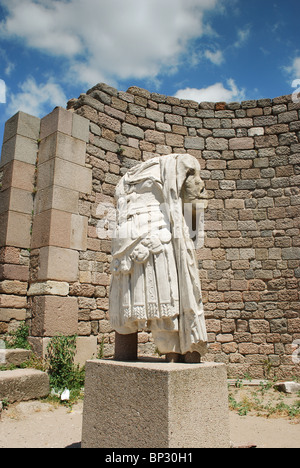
[0,0,300,145]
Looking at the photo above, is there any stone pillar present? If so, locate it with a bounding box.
[0,112,40,334]
[28,107,92,355]
[82,360,230,448]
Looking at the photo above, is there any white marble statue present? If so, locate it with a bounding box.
[109,153,208,360]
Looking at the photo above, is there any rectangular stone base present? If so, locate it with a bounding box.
[81,359,230,448]
[0,369,50,403]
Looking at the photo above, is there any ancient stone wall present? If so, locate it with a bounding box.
[0,83,299,379]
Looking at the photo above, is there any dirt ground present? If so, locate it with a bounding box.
[0,390,299,449]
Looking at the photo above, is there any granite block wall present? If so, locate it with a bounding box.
[0,82,299,378]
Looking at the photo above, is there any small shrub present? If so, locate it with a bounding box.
[46,335,85,394]
[4,322,31,350]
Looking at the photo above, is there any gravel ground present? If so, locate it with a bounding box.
[0,396,299,449]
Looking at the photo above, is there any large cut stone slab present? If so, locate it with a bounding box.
[82,359,230,449]
[0,369,49,403]
[0,348,32,366]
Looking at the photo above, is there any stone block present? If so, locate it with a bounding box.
[185,136,205,150]
[165,114,183,125]
[213,129,236,138]
[184,117,203,128]
[39,132,86,166]
[255,135,278,148]
[265,124,289,135]
[72,113,90,142]
[55,159,92,194]
[34,186,79,215]
[0,189,9,215]
[31,209,71,249]
[145,130,165,144]
[0,295,27,309]
[0,281,28,295]
[70,214,88,250]
[0,187,32,223]
[31,209,87,251]
[38,246,79,282]
[3,111,40,144]
[249,320,270,333]
[146,108,164,122]
[4,188,34,215]
[165,133,184,147]
[37,158,92,194]
[248,127,264,137]
[275,382,300,394]
[0,308,27,321]
[253,116,278,127]
[282,247,300,260]
[278,110,298,124]
[31,295,78,337]
[0,135,38,167]
[35,158,56,190]
[40,107,73,140]
[0,264,29,281]
[27,281,69,297]
[98,112,121,133]
[122,122,144,139]
[0,369,49,403]
[74,336,98,365]
[206,137,228,151]
[27,337,51,359]
[232,118,253,128]
[82,360,230,449]
[0,212,32,248]
[229,137,254,150]
[1,160,35,192]
[0,348,32,366]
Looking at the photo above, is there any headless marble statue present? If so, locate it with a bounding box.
[109,153,208,362]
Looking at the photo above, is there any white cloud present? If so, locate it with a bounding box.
[4,62,15,76]
[6,77,67,117]
[0,47,15,76]
[174,79,245,103]
[0,79,6,103]
[234,25,251,48]
[0,0,222,86]
[204,49,224,65]
[286,57,300,78]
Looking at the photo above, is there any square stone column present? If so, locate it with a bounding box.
[29,107,92,351]
[0,112,40,334]
[0,111,40,249]
[82,359,230,449]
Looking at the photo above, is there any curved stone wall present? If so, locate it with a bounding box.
[1,82,299,378]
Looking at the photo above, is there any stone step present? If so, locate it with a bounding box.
[0,348,32,367]
[0,368,50,403]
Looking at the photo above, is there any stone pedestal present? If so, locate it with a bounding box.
[81,359,230,448]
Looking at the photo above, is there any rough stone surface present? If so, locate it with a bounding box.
[31,296,78,337]
[0,87,300,379]
[0,369,49,403]
[82,359,230,448]
[275,381,300,394]
[0,348,32,366]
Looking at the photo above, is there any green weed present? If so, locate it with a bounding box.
[46,335,85,397]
